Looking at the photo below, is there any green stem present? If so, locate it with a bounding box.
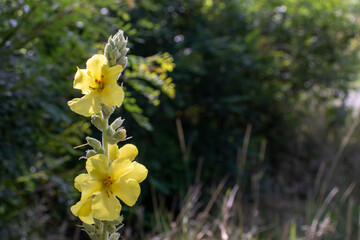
[102,117,109,157]
[101,221,109,240]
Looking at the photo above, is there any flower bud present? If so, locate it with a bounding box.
[94,218,102,228]
[82,223,96,233]
[110,117,124,130]
[111,216,124,225]
[118,58,128,69]
[106,126,115,138]
[86,149,97,158]
[114,50,121,60]
[108,128,127,145]
[109,233,120,240]
[101,104,115,119]
[104,30,129,69]
[85,136,102,152]
[107,225,116,234]
[91,114,103,132]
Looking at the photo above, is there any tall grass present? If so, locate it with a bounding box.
[123,110,360,239]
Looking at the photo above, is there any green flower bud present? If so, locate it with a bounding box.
[97,148,104,154]
[91,114,104,132]
[104,30,129,69]
[82,223,96,233]
[101,104,115,119]
[117,58,128,69]
[111,216,124,225]
[86,149,97,158]
[106,126,115,138]
[107,224,116,234]
[110,117,124,130]
[108,128,127,145]
[94,218,102,229]
[109,233,120,240]
[86,136,102,152]
[119,47,128,55]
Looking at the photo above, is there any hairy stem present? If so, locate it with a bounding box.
[101,221,109,240]
[102,117,109,157]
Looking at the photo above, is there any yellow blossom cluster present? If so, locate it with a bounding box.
[68,54,124,117]
[68,53,148,225]
[71,144,147,224]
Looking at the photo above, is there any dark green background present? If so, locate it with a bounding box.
[1,0,360,239]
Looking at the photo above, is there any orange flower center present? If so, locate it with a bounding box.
[90,75,104,92]
[103,176,114,198]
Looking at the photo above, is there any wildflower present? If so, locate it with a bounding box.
[71,144,148,224]
[68,54,124,117]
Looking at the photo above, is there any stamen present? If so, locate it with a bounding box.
[104,176,113,186]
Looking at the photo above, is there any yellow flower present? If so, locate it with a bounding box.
[68,54,124,117]
[71,144,148,224]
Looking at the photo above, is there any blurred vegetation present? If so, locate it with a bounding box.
[1,0,360,239]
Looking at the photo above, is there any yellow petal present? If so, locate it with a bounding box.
[118,144,138,161]
[86,54,109,80]
[110,159,134,180]
[100,83,124,107]
[70,199,84,216]
[112,178,140,206]
[74,173,91,192]
[86,154,109,180]
[71,197,94,225]
[73,68,94,94]
[81,178,101,200]
[103,65,123,85]
[92,190,121,221]
[67,92,101,117]
[125,162,148,183]
[109,144,119,162]
[79,214,95,225]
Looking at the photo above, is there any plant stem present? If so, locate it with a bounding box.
[100,112,110,240]
[102,221,109,240]
[102,116,109,157]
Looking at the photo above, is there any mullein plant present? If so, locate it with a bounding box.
[68,30,148,240]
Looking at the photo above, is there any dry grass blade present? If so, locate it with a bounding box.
[345,197,355,240]
[219,185,240,239]
[237,124,252,183]
[340,182,357,205]
[319,116,360,201]
[302,187,339,240]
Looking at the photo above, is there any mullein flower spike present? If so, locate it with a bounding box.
[68,30,148,240]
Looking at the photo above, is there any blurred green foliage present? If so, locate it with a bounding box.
[128,0,360,190]
[0,0,173,238]
[1,0,360,238]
